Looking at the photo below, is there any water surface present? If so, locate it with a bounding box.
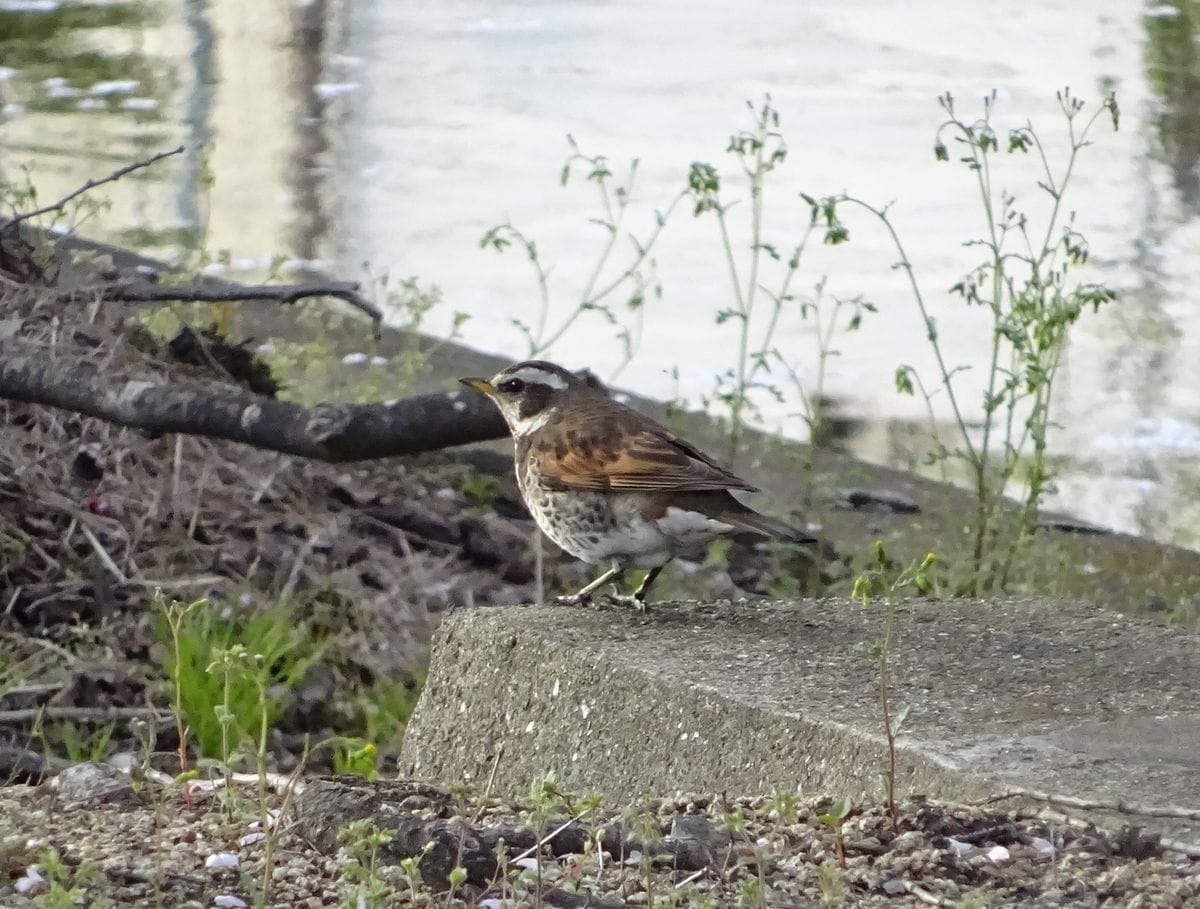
[3,0,1199,546]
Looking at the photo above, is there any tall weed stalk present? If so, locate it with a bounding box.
[818,89,1118,592]
[482,137,687,373]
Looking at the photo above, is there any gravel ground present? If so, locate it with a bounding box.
[1,772,1197,908]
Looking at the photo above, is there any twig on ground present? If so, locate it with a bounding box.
[0,682,68,702]
[0,705,173,724]
[279,530,320,601]
[186,770,305,798]
[134,575,227,590]
[3,522,61,571]
[1038,807,1200,859]
[906,882,952,906]
[56,278,384,330]
[473,744,505,823]
[171,434,183,512]
[1159,836,1200,858]
[2,147,186,230]
[79,524,130,584]
[0,632,76,662]
[512,809,594,865]
[674,869,706,889]
[981,788,1200,821]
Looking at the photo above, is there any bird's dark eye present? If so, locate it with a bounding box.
[498,378,525,394]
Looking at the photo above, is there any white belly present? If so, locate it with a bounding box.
[520,468,733,568]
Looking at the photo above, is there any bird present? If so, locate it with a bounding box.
[460,359,811,608]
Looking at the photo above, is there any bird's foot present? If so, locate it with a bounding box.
[553,592,594,608]
[601,591,648,613]
[551,591,646,612]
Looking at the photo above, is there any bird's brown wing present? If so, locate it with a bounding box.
[534,410,757,493]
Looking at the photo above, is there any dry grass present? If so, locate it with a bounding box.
[0,280,555,768]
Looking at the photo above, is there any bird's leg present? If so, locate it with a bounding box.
[632,566,664,609]
[597,565,665,613]
[556,566,624,607]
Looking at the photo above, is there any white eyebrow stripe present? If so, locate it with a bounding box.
[505,367,568,390]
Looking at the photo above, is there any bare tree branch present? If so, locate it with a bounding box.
[0,351,508,462]
[2,146,186,230]
[54,278,383,329]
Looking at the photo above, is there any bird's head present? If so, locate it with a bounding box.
[460,360,591,437]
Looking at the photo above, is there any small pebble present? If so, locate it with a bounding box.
[986,844,1012,865]
[891,830,925,852]
[90,79,139,95]
[1030,836,1056,860]
[945,836,973,856]
[15,867,46,894]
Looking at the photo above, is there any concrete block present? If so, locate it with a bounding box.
[400,598,1200,843]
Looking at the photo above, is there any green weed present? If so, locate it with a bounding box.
[623,797,665,909]
[154,596,323,762]
[815,861,846,907]
[818,89,1119,593]
[687,98,863,460]
[331,738,379,781]
[336,819,397,909]
[30,847,109,909]
[764,790,799,826]
[44,720,116,764]
[853,542,939,824]
[816,797,852,869]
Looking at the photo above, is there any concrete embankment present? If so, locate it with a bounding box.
[401,597,1200,846]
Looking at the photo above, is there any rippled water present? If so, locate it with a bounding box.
[3,0,1200,546]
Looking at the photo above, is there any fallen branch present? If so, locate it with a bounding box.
[2,146,185,230]
[0,350,508,462]
[53,278,383,331]
[980,787,1200,821]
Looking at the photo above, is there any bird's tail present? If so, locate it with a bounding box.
[721,507,816,545]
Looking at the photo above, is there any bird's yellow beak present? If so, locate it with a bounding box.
[460,377,496,396]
